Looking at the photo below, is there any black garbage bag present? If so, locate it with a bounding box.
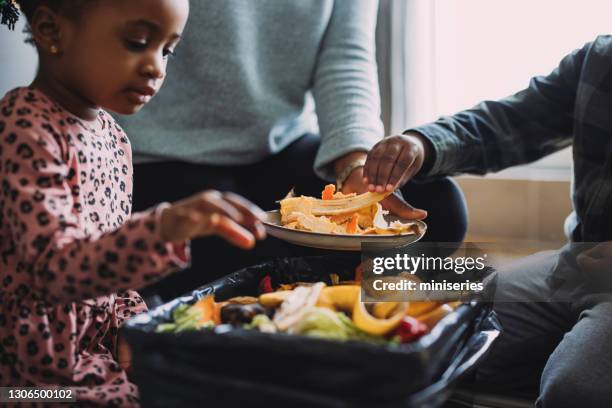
[123,256,501,408]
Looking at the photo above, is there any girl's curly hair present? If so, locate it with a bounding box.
[1,0,92,31]
[0,0,19,29]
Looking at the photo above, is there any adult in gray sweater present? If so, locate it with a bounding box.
[118,0,467,299]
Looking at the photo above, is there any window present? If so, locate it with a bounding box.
[394,0,612,180]
[0,19,37,96]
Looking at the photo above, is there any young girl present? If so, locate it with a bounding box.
[0,0,266,406]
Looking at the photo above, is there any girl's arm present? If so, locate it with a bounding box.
[1,126,189,305]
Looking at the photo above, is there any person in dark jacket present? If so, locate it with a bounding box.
[364,36,612,408]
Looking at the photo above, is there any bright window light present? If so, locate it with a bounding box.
[431,0,612,174]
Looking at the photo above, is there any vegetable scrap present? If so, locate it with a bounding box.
[156,272,460,345]
[278,185,422,235]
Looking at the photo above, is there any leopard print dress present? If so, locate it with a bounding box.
[0,87,189,407]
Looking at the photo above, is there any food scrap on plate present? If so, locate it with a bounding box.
[278,185,422,235]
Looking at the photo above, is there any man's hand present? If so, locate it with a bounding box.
[363,132,431,193]
[334,151,427,220]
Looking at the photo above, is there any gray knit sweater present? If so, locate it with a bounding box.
[117,0,383,180]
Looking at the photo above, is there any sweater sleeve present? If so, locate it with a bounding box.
[312,0,385,181]
[1,123,189,305]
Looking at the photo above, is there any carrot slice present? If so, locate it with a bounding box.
[192,296,215,323]
[346,213,359,233]
[321,184,336,200]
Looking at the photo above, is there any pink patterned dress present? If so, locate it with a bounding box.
[0,87,189,407]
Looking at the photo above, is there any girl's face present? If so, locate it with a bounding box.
[55,0,189,115]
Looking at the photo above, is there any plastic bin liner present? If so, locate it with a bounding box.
[123,256,501,408]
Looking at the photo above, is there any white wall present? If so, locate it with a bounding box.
[0,18,38,95]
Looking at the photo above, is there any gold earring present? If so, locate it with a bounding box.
[50,44,59,54]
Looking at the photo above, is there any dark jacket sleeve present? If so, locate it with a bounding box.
[410,42,589,177]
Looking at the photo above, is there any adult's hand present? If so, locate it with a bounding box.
[363,132,431,193]
[334,151,427,220]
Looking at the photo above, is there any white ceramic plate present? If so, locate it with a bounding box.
[263,210,427,251]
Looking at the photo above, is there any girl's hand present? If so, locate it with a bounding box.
[160,191,266,249]
[363,133,430,193]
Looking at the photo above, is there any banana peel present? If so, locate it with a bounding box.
[259,290,292,308]
[353,299,408,336]
[261,282,458,336]
[262,284,361,314]
[316,285,360,311]
[406,301,441,318]
[279,190,421,235]
[317,285,409,336]
[294,212,336,234]
[373,300,443,320]
[371,302,399,319]
[280,191,390,217]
